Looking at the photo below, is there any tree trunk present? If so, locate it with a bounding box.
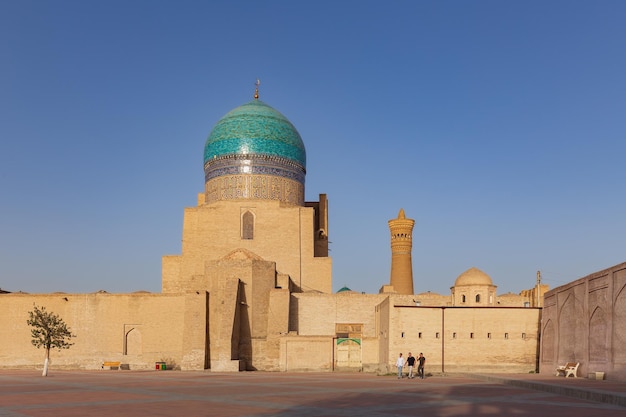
[42,349,50,377]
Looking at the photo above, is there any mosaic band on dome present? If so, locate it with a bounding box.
[204,153,306,184]
[204,174,304,206]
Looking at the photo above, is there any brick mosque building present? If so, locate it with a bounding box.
[4,86,604,377]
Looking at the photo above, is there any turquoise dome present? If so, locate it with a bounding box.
[204,100,306,168]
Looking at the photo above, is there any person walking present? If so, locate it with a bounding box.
[406,352,416,379]
[395,353,405,379]
[417,353,426,379]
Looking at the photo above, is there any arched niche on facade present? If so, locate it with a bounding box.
[589,306,608,362]
[242,210,254,240]
[124,327,142,356]
[541,319,555,363]
[557,292,576,361]
[614,283,626,362]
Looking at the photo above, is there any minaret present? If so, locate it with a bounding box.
[388,208,415,295]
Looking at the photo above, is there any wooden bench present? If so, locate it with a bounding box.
[555,362,579,377]
[102,361,121,370]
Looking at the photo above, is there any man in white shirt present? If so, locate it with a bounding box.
[395,353,405,379]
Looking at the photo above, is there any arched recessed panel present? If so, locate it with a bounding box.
[557,293,576,360]
[125,328,142,355]
[589,307,608,362]
[242,211,254,240]
[614,283,626,362]
[541,319,555,363]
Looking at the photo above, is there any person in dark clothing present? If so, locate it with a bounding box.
[417,353,426,379]
[406,352,416,379]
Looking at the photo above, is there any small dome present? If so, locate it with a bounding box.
[337,286,353,293]
[454,267,493,287]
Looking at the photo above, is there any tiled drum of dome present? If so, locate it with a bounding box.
[204,155,304,183]
[205,174,303,206]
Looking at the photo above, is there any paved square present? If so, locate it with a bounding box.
[0,370,624,417]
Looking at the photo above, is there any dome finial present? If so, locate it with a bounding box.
[254,78,260,100]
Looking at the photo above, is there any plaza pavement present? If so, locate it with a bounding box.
[0,369,624,417]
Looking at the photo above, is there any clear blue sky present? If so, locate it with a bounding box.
[1,1,625,295]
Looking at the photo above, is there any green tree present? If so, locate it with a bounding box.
[26,305,75,376]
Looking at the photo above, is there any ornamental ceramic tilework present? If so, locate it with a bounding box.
[202,100,307,205]
[204,100,306,167]
[204,154,305,184]
[205,174,304,206]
